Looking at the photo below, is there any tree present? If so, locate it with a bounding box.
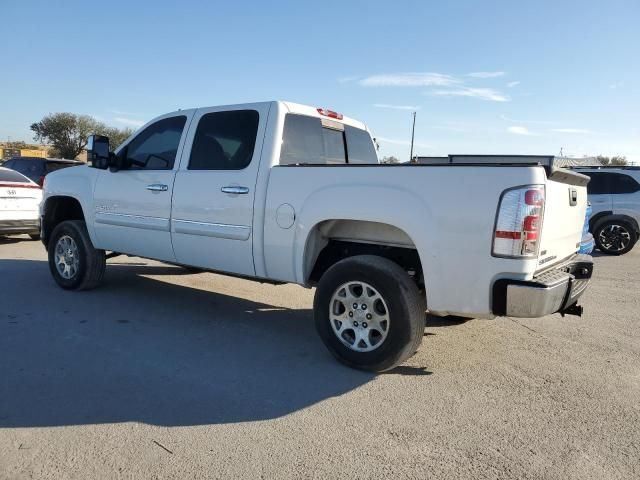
[31,113,101,159]
[596,155,628,166]
[31,113,136,159]
[3,140,28,149]
[99,126,134,150]
[381,155,401,164]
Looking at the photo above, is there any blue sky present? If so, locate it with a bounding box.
[1,0,638,162]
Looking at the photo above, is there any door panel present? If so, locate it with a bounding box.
[589,193,612,214]
[171,104,271,275]
[92,113,193,261]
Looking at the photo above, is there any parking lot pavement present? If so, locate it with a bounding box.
[0,237,638,479]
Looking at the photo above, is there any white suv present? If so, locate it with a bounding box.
[574,167,640,255]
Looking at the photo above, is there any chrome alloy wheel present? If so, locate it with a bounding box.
[55,235,80,280]
[598,224,631,252]
[329,281,390,352]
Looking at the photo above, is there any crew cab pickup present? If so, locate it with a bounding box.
[40,101,593,371]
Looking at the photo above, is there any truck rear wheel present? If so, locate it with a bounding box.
[314,255,425,372]
[48,220,106,291]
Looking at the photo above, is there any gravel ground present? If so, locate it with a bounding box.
[0,237,638,479]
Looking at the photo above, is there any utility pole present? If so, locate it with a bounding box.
[409,111,416,163]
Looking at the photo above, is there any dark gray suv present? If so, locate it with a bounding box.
[1,157,83,187]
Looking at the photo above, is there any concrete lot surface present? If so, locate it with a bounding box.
[1,237,639,479]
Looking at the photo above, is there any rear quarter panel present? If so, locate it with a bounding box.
[262,165,547,318]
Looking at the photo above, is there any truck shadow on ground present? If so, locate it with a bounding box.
[0,259,431,428]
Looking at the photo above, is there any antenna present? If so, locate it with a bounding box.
[409,111,416,162]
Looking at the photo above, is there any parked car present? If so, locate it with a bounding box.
[579,202,595,254]
[571,166,640,255]
[39,101,593,371]
[1,157,83,187]
[0,166,42,239]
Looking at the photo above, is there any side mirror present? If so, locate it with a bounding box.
[87,135,111,169]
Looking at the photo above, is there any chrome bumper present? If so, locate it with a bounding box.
[0,219,40,235]
[492,254,594,318]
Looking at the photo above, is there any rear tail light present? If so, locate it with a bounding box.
[493,185,545,257]
[37,176,45,188]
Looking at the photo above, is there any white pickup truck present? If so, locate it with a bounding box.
[40,101,593,371]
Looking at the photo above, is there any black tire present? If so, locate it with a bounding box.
[29,233,40,241]
[314,255,426,372]
[594,219,638,255]
[48,220,106,290]
[182,266,205,273]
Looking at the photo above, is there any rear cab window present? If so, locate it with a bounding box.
[279,114,377,165]
[46,162,78,174]
[0,168,32,183]
[9,158,44,176]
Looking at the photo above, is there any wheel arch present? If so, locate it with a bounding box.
[301,219,425,290]
[42,195,90,249]
[591,212,639,234]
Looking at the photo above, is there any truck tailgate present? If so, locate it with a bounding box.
[537,174,589,270]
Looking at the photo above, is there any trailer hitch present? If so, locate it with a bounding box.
[560,303,583,317]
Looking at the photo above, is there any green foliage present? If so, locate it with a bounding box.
[98,126,134,150]
[31,113,100,159]
[596,155,628,166]
[3,141,28,149]
[31,113,136,159]
[381,155,401,164]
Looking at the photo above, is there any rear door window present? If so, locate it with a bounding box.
[188,110,259,170]
[585,173,609,195]
[609,173,640,194]
[586,172,640,195]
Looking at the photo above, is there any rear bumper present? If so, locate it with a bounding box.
[492,254,594,318]
[0,219,40,235]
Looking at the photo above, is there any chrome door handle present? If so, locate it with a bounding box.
[146,184,168,192]
[221,186,249,194]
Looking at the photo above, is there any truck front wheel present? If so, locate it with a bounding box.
[48,220,106,291]
[314,255,426,372]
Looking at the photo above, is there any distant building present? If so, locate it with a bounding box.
[0,143,50,160]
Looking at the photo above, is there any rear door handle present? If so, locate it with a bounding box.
[146,184,168,192]
[221,186,249,194]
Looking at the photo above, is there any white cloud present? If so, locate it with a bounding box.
[109,108,141,116]
[373,104,421,111]
[114,117,145,128]
[338,76,359,84]
[376,136,432,149]
[359,72,460,87]
[430,87,510,102]
[507,126,539,136]
[467,71,505,78]
[356,71,510,102]
[500,115,555,125]
[551,128,592,134]
[507,81,520,88]
[609,82,623,89]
